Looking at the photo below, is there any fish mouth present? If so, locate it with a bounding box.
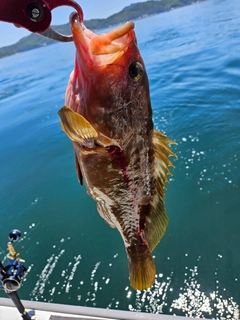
[70,12,135,67]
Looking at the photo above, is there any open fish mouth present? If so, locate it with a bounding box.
[70,12,135,67]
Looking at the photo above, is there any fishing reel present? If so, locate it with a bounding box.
[0,230,32,320]
[0,229,27,293]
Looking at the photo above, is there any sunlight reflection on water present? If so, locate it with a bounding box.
[13,223,238,319]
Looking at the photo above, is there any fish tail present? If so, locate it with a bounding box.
[127,243,156,290]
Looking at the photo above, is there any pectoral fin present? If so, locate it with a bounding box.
[58,106,121,149]
[97,131,121,149]
[58,106,98,145]
[143,130,177,251]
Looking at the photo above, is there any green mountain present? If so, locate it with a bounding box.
[0,0,205,59]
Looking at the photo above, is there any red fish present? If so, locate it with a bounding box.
[58,12,176,290]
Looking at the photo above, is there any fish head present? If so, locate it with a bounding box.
[66,13,152,141]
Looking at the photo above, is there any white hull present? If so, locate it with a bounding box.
[0,297,204,320]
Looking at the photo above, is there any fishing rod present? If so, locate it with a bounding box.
[0,229,32,320]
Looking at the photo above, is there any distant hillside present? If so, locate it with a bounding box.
[0,0,205,59]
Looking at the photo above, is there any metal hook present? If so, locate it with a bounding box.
[39,26,73,42]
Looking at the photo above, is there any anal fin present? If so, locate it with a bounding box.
[97,202,116,228]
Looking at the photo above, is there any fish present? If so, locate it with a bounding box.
[58,12,176,290]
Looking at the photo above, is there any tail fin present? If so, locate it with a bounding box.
[127,244,156,290]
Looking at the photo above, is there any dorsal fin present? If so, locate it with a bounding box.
[144,130,177,251]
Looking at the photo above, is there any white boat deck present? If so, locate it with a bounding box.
[0,298,203,320]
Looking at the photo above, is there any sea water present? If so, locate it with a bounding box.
[0,0,239,318]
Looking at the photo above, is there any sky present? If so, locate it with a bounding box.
[0,0,146,47]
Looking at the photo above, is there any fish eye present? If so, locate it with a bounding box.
[129,61,144,81]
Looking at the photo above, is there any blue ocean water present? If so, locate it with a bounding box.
[0,0,240,318]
